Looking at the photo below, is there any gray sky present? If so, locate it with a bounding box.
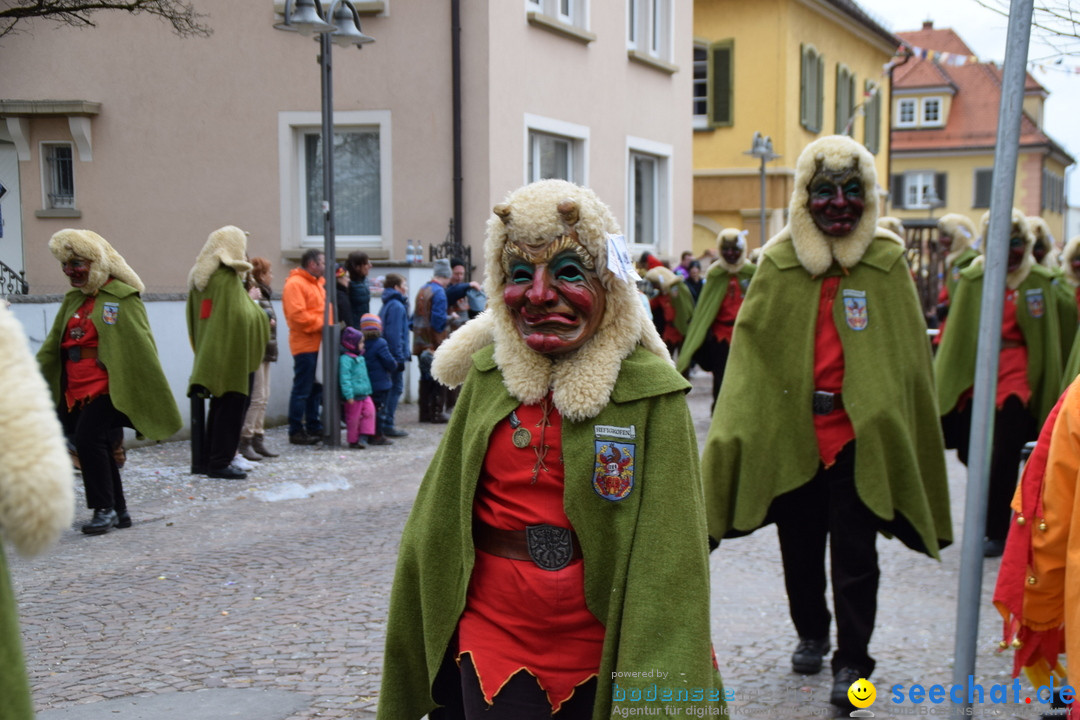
[853,0,1080,204]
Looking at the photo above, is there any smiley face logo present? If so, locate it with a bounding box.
[847,677,876,708]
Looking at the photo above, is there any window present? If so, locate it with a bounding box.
[693,39,733,130]
[303,130,381,239]
[627,0,672,64]
[1043,169,1065,213]
[863,81,881,154]
[897,98,917,128]
[279,110,392,249]
[529,0,587,32]
[835,65,856,135]
[525,114,589,186]
[626,137,671,251]
[893,171,946,210]
[800,45,824,133]
[973,168,992,208]
[42,143,75,210]
[922,97,943,126]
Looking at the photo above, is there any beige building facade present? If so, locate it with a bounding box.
[0,1,692,294]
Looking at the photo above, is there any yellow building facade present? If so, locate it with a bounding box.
[692,0,897,257]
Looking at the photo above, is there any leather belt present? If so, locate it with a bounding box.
[473,520,582,571]
[65,346,99,362]
[715,320,735,326]
[1001,339,1025,349]
[812,390,843,415]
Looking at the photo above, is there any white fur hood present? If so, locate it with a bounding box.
[188,226,253,291]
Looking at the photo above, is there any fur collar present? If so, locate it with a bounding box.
[967,253,1035,291]
[1062,235,1080,286]
[0,304,74,556]
[189,226,253,291]
[714,228,749,273]
[431,180,668,422]
[787,136,879,276]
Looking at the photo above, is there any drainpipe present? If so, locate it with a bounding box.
[451,0,463,248]
[885,49,911,214]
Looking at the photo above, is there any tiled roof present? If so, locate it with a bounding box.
[891,24,1062,155]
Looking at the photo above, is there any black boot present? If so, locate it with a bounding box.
[82,508,118,535]
[418,380,432,422]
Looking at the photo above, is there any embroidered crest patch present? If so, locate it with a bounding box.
[593,441,635,501]
[842,289,868,331]
[951,266,962,281]
[1026,288,1045,318]
[102,302,119,325]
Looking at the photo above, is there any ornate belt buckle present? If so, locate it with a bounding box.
[525,524,573,571]
[812,391,835,415]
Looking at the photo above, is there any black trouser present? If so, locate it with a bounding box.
[370,388,389,436]
[459,654,596,720]
[62,395,130,511]
[771,443,879,676]
[696,337,731,409]
[950,396,1035,543]
[206,391,250,471]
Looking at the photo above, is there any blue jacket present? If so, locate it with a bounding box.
[363,335,398,392]
[339,353,372,400]
[379,288,410,363]
[348,279,370,328]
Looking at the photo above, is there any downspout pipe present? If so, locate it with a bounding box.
[451,0,463,249]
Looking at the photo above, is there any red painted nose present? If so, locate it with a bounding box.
[525,265,557,305]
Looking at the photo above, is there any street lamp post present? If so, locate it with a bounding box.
[275,0,373,448]
[743,133,780,245]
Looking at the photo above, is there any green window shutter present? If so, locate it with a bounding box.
[864,81,880,154]
[815,54,824,133]
[835,65,843,134]
[800,44,809,129]
[973,169,992,209]
[709,40,734,127]
[935,173,948,204]
[892,174,906,209]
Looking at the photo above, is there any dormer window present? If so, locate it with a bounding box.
[897,98,916,128]
[922,97,943,126]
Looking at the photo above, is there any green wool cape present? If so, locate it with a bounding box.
[675,263,755,374]
[700,237,951,558]
[377,345,723,719]
[186,266,269,398]
[667,278,696,338]
[38,281,181,441]
[935,263,1063,427]
[945,248,980,300]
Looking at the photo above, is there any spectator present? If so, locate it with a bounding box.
[360,314,398,446]
[686,260,704,302]
[345,251,372,325]
[37,229,181,534]
[339,326,376,449]
[282,249,327,445]
[186,226,270,479]
[674,249,695,279]
[412,258,452,423]
[238,257,280,461]
[378,273,410,437]
[334,263,354,329]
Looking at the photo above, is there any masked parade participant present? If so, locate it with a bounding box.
[37,230,181,535]
[377,179,723,720]
[643,263,694,356]
[700,136,952,711]
[675,228,755,406]
[933,213,980,344]
[936,209,1064,559]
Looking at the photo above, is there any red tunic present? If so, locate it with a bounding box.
[813,277,856,468]
[457,400,604,711]
[710,275,744,344]
[997,288,1031,408]
[657,294,683,345]
[60,295,109,409]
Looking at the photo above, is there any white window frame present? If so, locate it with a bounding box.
[41,141,76,210]
[692,43,709,130]
[528,0,587,30]
[626,136,672,256]
[627,0,672,63]
[897,98,917,128]
[921,97,944,127]
[278,110,393,251]
[904,171,936,210]
[524,114,589,186]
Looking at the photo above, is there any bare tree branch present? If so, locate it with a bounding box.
[973,0,1080,58]
[0,0,212,40]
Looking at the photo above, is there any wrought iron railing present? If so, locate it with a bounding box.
[428,218,474,281]
[0,259,27,295]
[901,218,944,327]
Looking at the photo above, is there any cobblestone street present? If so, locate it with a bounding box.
[9,372,1053,719]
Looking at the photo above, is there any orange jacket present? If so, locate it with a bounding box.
[282,267,327,355]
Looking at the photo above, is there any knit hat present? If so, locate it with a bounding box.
[341,326,364,354]
[360,313,382,333]
[433,258,452,279]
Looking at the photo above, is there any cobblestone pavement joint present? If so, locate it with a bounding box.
[9,374,1051,719]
